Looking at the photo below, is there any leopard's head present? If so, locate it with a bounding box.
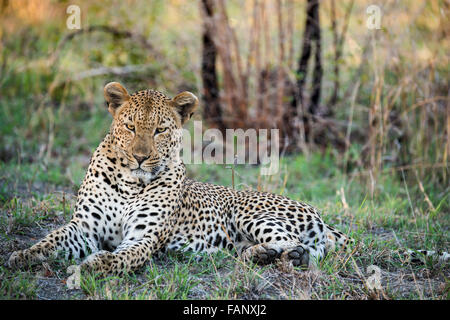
[104,82,198,182]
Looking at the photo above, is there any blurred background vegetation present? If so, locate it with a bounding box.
[0,0,448,218]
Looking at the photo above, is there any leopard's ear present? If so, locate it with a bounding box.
[104,82,130,116]
[171,91,198,125]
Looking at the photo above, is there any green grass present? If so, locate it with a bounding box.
[1,151,447,300]
[0,267,38,299]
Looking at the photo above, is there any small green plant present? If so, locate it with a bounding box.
[145,256,200,300]
[0,267,38,299]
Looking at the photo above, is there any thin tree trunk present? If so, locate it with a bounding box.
[294,0,322,116]
[307,0,322,115]
[275,0,286,124]
[200,0,225,130]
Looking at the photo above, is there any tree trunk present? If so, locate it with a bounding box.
[295,0,322,116]
[288,0,322,149]
[200,0,225,130]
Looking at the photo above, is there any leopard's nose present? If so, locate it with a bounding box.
[133,154,149,165]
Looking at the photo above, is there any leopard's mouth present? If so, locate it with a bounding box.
[131,168,148,176]
[130,165,164,183]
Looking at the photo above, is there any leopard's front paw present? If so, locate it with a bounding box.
[8,250,29,269]
[8,249,45,269]
[80,250,115,274]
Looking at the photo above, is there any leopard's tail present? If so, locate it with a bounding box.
[323,224,354,253]
[405,249,449,264]
[324,224,448,264]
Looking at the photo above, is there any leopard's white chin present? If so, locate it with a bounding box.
[130,166,164,184]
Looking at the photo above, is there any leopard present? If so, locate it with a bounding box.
[8,82,447,275]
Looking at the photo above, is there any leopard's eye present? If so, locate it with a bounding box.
[125,123,135,131]
[155,127,167,135]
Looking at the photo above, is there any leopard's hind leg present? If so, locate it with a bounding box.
[240,241,310,267]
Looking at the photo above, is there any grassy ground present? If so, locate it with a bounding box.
[1,152,448,300]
